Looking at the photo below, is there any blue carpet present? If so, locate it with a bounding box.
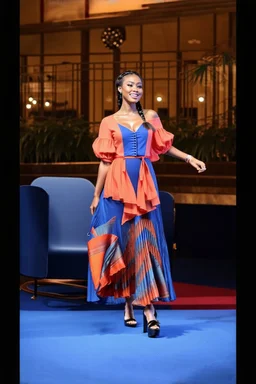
[20,292,236,384]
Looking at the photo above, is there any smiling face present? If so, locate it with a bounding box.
[118,74,143,104]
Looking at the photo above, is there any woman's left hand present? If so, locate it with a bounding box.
[189,157,207,173]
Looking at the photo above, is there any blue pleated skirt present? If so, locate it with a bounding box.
[87,158,176,306]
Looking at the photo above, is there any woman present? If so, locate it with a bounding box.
[87,70,206,338]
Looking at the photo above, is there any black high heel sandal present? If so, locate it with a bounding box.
[143,309,160,338]
[124,306,137,328]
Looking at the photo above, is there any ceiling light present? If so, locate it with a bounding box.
[101,27,126,50]
[188,39,201,45]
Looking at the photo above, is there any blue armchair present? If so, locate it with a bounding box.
[20,176,95,299]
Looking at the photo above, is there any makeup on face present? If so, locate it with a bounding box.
[120,76,143,101]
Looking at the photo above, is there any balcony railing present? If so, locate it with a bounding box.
[20,60,236,131]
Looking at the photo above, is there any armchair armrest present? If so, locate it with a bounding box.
[20,186,49,278]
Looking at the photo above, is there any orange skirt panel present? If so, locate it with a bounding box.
[103,157,160,225]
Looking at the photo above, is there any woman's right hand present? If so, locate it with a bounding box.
[90,196,100,215]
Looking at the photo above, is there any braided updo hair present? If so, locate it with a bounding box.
[115,70,154,130]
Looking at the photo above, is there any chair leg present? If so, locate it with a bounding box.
[31,278,38,300]
[20,278,86,300]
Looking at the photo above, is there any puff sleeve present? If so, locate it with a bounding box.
[148,117,174,161]
[92,118,116,163]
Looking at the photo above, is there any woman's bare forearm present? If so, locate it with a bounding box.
[94,161,111,197]
[165,146,189,161]
[165,145,206,172]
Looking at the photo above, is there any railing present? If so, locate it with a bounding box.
[20,60,236,130]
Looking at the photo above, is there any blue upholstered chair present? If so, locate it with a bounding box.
[20,177,95,299]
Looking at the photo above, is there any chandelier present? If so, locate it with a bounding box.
[101,26,126,50]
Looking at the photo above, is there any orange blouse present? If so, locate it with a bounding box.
[92,115,174,224]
